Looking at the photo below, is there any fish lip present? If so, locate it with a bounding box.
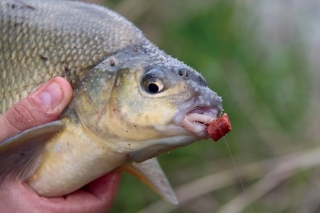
[173,96,222,138]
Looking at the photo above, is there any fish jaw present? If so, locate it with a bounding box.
[173,87,223,139]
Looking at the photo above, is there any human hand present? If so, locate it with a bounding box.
[0,77,121,213]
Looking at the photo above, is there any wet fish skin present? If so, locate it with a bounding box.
[0,0,223,203]
[0,0,144,113]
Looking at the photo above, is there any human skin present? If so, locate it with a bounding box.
[0,77,121,213]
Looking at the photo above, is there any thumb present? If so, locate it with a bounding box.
[0,77,73,142]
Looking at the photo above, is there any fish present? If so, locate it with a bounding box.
[0,0,223,204]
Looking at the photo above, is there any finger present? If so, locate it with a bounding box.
[67,171,121,213]
[0,77,72,142]
[0,183,96,213]
[40,172,121,213]
[84,171,121,201]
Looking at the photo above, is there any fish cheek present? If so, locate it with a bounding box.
[114,75,193,127]
[107,74,176,140]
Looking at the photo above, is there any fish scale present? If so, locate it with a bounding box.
[0,0,143,113]
[0,0,224,204]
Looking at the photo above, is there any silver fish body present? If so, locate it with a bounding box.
[1,0,144,111]
[0,0,223,204]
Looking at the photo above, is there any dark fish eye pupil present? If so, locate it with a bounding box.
[148,83,159,93]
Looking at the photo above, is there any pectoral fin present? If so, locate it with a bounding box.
[0,121,64,186]
[120,158,178,205]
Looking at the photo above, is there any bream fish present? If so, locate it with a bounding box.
[0,0,222,204]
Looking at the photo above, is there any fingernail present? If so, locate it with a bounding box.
[37,81,63,108]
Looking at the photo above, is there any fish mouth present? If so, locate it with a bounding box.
[181,107,219,138]
[173,94,223,139]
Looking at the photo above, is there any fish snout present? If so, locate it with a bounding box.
[182,68,222,111]
[174,67,207,87]
[173,82,223,139]
[195,86,222,111]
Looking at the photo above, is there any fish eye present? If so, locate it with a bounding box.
[142,68,166,94]
[147,81,164,93]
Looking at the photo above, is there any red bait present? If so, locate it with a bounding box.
[207,113,232,142]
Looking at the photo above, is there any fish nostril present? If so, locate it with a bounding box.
[178,69,189,78]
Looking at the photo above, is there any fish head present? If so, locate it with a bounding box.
[72,44,222,163]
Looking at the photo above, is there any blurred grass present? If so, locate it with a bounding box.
[90,0,317,212]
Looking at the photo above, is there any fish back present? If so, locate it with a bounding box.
[0,0,144,113]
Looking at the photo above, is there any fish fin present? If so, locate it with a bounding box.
[120,158,179,205]
[0,121,64,187]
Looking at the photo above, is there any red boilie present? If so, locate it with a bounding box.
[207,113,232,142]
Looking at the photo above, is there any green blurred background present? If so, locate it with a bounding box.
[86,0,319,212]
